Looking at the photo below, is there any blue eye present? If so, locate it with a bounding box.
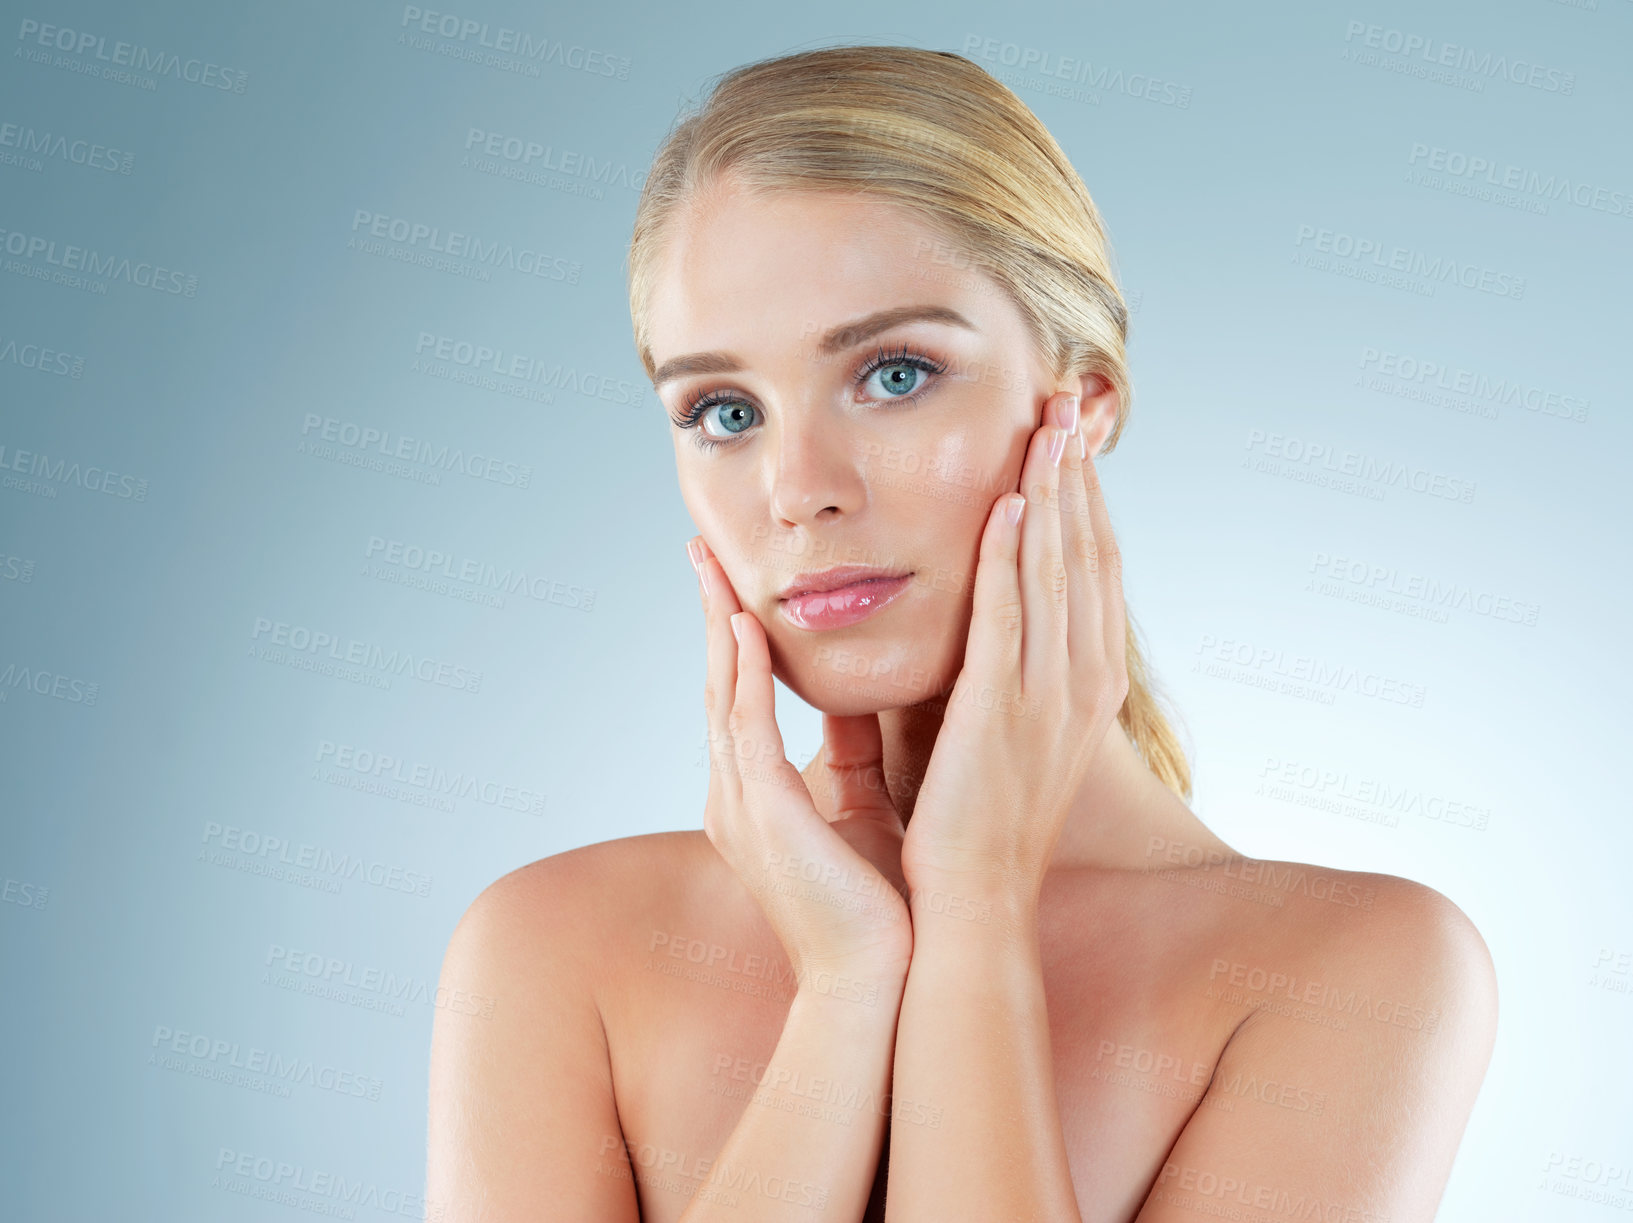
[857,345,946,403]
[864,361,923,398]
[666,392,760,448]
[700,401,759,439]
[669,342,949,451]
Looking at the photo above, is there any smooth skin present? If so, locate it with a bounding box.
[426,180,1499,1222]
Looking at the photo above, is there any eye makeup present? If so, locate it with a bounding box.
[668,342,952,450]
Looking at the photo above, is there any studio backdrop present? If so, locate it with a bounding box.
[1,0,1628,1219]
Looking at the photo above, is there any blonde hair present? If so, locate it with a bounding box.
[626,44,1193,801]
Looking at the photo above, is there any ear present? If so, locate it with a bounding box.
[1051,372,1120,455]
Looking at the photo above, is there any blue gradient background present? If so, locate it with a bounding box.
[2,0,1628,1218]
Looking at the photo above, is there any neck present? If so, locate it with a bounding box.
[804,696,1233,876]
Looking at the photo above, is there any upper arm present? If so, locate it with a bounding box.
[427,856,640,1223]
[1137,881,1498,1223]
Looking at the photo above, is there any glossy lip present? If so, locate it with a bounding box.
[777,568,915,632]
[777,565,913,601]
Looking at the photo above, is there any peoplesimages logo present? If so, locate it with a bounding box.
[314,738,548,815]
[13,17,249,94]
[348,209,581,284]
[0,658,99,705]
[0,118,134,174]
[197,820,435,898]
[1292,224,1525,300]
[397,5,631,80]
[211,1146,445,1220]
[248,616,484,693]
[149,1024,382,1101]
[1406,142,1630,218]
[1356,346,1590,424]
[297,413,532,491]
[1340,18,1576,95]
[0,224,197,296]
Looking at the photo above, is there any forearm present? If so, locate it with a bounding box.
[679,975,905,1223]
[886,891,1081,1222]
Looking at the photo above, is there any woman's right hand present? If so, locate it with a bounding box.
[689,536,913,988]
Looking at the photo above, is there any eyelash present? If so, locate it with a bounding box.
[668,343,951,451]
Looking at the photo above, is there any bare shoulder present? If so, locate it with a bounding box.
[426,831,726,1220]
[1134,861,1499,1221]
[445,829,725,978]
[462,829,720,916]
[1259,861,1497,1043]
[1190,852,1496,1024]
[1128,844,1497,1046]
[1336,869,1496,997]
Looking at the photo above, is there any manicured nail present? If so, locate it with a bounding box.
[685,537,703,573]
[1048,427,1066,466]
[698,558,713,602]
[1005,493,1026,525]
[730,613,746,644]
[1078,432,1087,461]
[1058,395,1080,435]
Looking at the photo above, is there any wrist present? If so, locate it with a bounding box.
[903,861,1040,922]
[900,834,1048,906]
[908,882,1039,945]
[792,958,907,1016]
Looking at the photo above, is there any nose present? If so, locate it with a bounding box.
[767,405,867,530]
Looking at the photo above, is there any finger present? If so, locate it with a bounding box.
[961,484,1026,694]
[1018,412,1068,688]
[728,610,807,805]
[1056,401,1104,667]
[697,542,745,802]
[1078,449,1126,671]
[688,539,720,814]
[820,711,901,830]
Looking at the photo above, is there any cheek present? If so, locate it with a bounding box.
[679,458,760,537]
[919,379,1030,483]
[677,462,772,600]
[888,405,1026,550]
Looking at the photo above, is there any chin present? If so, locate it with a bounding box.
[768,615,965,716]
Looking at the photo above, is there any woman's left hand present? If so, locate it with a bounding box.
[899,390,1130,915]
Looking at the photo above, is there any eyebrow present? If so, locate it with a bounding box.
[651,305,978,389]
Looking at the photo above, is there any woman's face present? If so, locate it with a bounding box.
[647,178,1095,714]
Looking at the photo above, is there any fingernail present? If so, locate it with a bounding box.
[1005,493,1026,525]
[1078,432,1087,461]
[1048,427,1066,466]
[698,557,713,602]
[729,613,745,644]
[685,537,702,573]
[1058,394,1080,435]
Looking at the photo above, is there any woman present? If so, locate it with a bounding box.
[427,45,1497,1223]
